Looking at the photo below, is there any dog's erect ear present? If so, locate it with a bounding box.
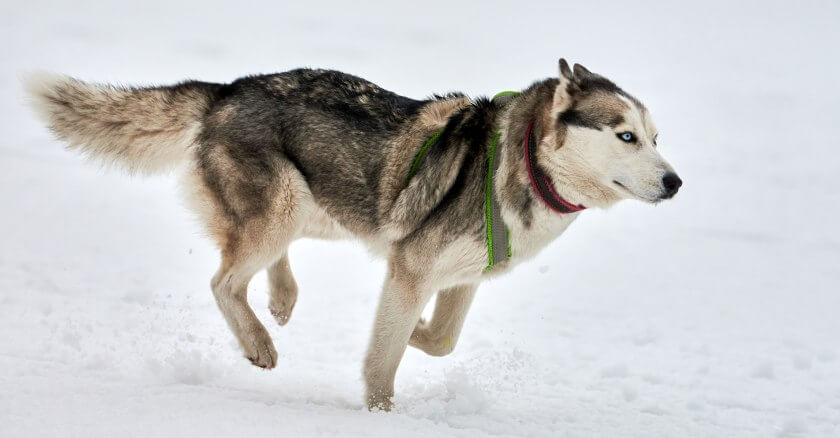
[572,63,604,85]
[554,58,574,113]
[559,58,573,82]
[572,63,592,77]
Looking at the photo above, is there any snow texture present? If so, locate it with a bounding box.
[1,1,838,436]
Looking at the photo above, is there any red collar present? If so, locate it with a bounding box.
[524,120,587,214]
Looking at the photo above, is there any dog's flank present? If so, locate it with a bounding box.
[24,60,681,411]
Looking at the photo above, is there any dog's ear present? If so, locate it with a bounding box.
[572,63,592,79]
[572,63,609,86]
[559,58,573,83]
[554,58,575,113]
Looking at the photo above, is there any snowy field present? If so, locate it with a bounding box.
[1,1,839,436]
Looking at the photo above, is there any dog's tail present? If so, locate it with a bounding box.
[24,73,220,175]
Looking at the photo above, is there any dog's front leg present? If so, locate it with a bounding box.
[363,260,434,411]
[409,283,477,356]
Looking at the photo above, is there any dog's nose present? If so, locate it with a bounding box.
[661,172,682,199]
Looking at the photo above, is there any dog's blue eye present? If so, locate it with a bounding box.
[618,132,636,143]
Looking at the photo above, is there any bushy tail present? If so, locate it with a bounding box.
[24,73,220,175]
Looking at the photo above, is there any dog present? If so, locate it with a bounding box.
[25,59,681,411]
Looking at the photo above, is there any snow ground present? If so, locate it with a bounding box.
[1,0,839,436]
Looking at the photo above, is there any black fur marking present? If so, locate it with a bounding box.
[560,109,625,130]
[408,98,499,246]
[575,74,646,113]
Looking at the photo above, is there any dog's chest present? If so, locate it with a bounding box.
[502,211,581,270]
[429,211,580,285]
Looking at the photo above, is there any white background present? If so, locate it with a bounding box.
[1,1,838,436]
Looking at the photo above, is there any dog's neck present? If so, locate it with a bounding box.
[522,120,588,214]
[493,123,581,264]
[492,91,591,264]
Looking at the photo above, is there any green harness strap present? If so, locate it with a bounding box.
[407,129,444,180]
[484,132,512,270]
[408,91,520,270]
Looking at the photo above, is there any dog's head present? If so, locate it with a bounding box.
[539,59,681,208]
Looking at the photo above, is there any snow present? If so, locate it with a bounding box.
[1,0,839,436]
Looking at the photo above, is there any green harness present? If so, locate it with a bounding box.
[408,91,520,270]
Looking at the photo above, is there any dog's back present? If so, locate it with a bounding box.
[197,69,430,235]
[26,68,464,237]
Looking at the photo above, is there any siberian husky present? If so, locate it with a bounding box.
[25,59,681,410]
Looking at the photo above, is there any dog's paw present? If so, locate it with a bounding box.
[409,318,430,347]
[410,318,428,336]
[366,393,394,412]
[242,327,277,369]
[409,320,455,357]
[269,297,296,326]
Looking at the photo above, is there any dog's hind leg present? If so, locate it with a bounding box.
[409,283,477,357]
[211,248,281,369]
[210,219,305,368]
[267,254,298,326]
[186,153,312,369]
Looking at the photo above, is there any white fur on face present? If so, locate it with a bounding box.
[607,97,676,202]
[546,94,677,207]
